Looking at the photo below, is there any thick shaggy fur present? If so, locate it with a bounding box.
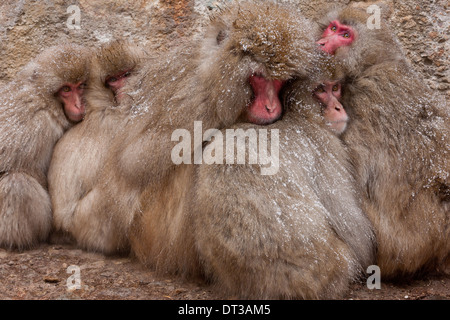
[66,0,323,256]
[127,1,375,299]
[192,78,376,298]
[320,6,449,278]
[48,41,146,253]
[0,45,90,249]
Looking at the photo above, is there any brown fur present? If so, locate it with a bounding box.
[125,2,375,299]
[0,44,91,249]
[191,77,376,299]
[69,0,325,256]
[48,41,146,253]
[321,6,450,278]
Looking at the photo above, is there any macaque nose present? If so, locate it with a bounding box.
[75,95,83,110]
[332,100,344,113]
[316,36,331,46]
[265,104,276,113]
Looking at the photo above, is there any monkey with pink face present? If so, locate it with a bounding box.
[0,44,91,249]
[313,80,348,135]
[316,5,449,278]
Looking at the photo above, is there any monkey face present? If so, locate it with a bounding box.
[105,70,132,102]
[317,20,356,55]
[202,2,320,126]
[314,81,348,134]
[56,81,87,122]
[242,74,284,125]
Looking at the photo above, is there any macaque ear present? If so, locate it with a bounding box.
[203,16,230,50]
[20,63,60,93]
[207,7,231,47]
[199,17,231,72]
[216,30,228,45]
[30,69,40,82]
[214,18,230,46]
[18,61,41,82]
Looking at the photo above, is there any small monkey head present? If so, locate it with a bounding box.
[313,81,348,135]
[317,20,357,55]
[283,76,348,135]
[21,44,91,123]
[85,40,147,114]
[316,6,401,75]
[199,0,321,126]
[93,41,146,103]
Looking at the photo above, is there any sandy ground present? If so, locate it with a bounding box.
[0,243,448,301]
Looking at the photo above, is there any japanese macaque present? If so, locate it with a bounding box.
[124,2,374,299]
[60,0,323,255]
[191,73,375,299]
[0,44,90,249]
[313,80,348,135]
[48,41,146,250]
[317,6,450,278]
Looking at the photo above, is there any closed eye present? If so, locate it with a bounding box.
[108,77,117,82]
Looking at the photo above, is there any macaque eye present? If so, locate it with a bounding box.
[123,71,131,78]
[343,33,350,38]
[315,86,325,93]
[61,86,71,93]
[79,83,87,89]
[107,77,118,84]
[331,26,337,32]
[332,85,339,91]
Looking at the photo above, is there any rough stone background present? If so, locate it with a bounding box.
[0,0,448,301]
[0,0,449,97]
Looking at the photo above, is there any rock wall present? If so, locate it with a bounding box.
[0,0,448,97]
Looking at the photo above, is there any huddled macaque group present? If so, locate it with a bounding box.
[48,40,147,251]
[0,0,448,299]
[316,6,449,278]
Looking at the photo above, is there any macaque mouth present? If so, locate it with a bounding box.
[323,104,349,134]
[245,73,285,125]
[325,119,348,135]
[326,119,348,125]
[66,106,86,123]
